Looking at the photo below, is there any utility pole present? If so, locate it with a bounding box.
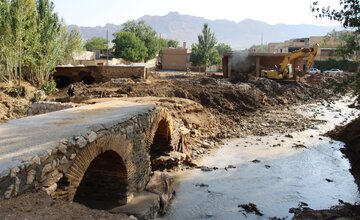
[106,30,109,66]
[261,32,263,46]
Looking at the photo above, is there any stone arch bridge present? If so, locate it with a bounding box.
[0,100,186,209]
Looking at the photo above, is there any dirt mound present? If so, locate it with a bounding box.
[0,82,37,122]
[49,73,351,149]
[292,203,360,219]
[0,191,131,220]
[328,117,360,187]
[57,73,351,114]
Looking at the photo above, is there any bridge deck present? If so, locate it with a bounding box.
[0,100,155,177]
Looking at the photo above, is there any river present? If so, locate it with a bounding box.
[166,96,360,219]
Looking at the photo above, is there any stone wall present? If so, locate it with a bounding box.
[54,66,147,87]
[0,107,183,206]
[28,101,78,116]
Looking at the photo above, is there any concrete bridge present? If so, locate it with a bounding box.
[0,100,185,210]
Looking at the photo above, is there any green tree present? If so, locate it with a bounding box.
[312,0,360,100]
[324,31,360,60]
[215,43,232,55]
[0,0,85,86]
[311,0,360,32]
[158,38,181,56]
[112,31,147,62]
[34,0,64,85]
[158,38,168,49]
[0,0,13,82]
[61,28,84,64]
[190,43,203,68]
[190,24,220,72]
[168,39,180,48]
[122,20,157,61]
[10,0,38,85]
[312,0,359,58]
[84,37,108,51]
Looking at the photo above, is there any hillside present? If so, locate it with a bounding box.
[69,12,341,49]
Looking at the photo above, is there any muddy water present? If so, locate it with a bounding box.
[167,97,360,219]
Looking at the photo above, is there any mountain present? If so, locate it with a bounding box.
[69,12,341,49]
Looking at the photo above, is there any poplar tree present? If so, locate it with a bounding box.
[10,0,38,85]
[35,0,63,84]
[0,0,84,86]
[190,24,221,73]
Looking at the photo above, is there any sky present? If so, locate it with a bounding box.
[52,0,341,27]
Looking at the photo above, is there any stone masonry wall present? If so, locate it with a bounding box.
[28,101,78,116]
[0,107,182,204]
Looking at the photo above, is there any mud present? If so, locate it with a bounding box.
[293,111,360,219]
[0,191,131,220]
[329,117,360,187]
[51,72,353,143]
[0,72,356,219]
[166,97,359,219]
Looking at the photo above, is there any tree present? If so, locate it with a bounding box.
[215,43,232,55]
[122,20,158,61]
[0,0,13,82]
[34,0,64,85]
[190,24,220,72]
[324,30,360,60]
[0,0,86,86]
[311,0,359,32]
[158,38,168,49]
[168,39,180,48]
[158,38,181,56]
[85,37,108,51]
[312,0,360,101]
[209,49,221,65]
[10,0,38,85]
[61,28,84,64]
[190,43,203,68]
[112,31,147,62]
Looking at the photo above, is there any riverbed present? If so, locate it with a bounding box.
[167,96,360,219]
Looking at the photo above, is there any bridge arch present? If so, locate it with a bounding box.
[73,150,127,209]
[54,75,72,89]
[79,71,95,85]
[64,134,135,208]
[148,113,174,170]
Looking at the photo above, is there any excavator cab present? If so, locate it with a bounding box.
[262,64,293,80]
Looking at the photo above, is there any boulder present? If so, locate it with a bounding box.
[145,172,175,214]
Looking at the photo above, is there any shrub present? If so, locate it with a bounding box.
[42,80,58,95]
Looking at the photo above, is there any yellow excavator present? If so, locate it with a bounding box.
[261,43,320,80]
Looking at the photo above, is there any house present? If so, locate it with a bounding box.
[268,36,340,61]
[161,48,191,71]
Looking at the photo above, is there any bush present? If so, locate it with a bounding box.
[42,80,58,95]
[314,59,359,72]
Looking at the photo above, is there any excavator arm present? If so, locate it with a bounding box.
[306,43,320,70]
[261,43,320,80]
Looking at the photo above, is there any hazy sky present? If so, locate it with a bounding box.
[52,0,340,27]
